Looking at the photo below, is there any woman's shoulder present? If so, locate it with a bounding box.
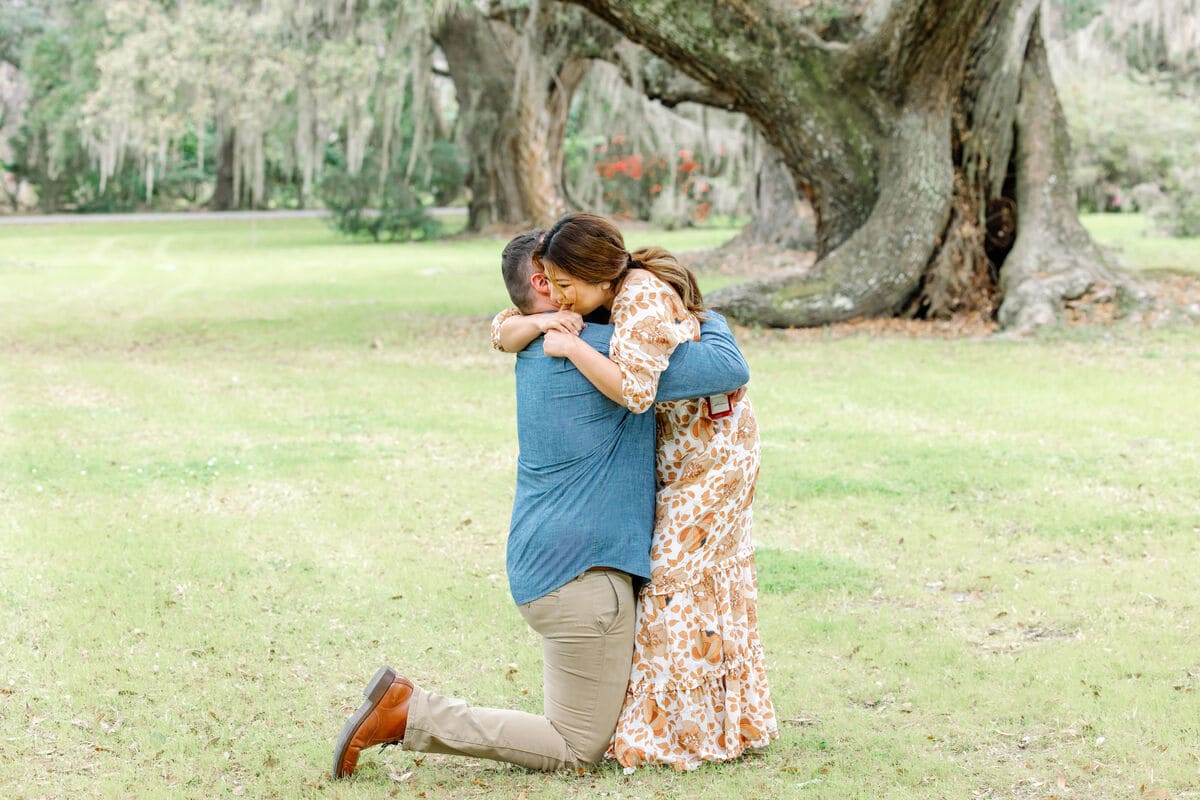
[616,269,684,316]
[621,267,670,293]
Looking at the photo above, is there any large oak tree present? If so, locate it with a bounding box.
[434,4,616,230]
[566,0,1138,330]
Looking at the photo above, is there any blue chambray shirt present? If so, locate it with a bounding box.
[506,312,749,605]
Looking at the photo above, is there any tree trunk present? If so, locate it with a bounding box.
[995,18,1132,330]
[730,142,815,250]
[567,0,1135,330]
[435,7,599,230]
[210,128,236,211]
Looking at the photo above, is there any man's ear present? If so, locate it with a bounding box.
[530,271,551,297]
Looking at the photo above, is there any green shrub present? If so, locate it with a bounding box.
[1153,166,1200,237]
[318,164,440,243]
[1061,74,1200,236]
[425,139,467,207]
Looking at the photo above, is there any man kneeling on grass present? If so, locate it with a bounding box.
[332,230,750,775]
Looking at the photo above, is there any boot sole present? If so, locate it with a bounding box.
[332,665,397,779]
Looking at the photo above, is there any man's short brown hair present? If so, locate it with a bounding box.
[501,230,546,314]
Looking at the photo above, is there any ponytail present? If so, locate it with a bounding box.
[628,246,706,319]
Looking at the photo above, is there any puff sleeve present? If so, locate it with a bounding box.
[490,306,523,352]
[608,273,694,414]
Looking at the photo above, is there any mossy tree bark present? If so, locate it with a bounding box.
[435,6,612,230]
[568,0,1127,330]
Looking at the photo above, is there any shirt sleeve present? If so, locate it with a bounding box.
[490,307,523,352]
[655,312,750,402]
[609,274,692,414]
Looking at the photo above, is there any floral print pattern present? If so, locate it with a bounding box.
[490,306,523,351]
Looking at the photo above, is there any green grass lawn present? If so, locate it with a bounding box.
[1082,212,1200,273]
[1,218,1198,799]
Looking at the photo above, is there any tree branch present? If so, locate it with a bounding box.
[610,41,735,110]
[562,0,881,252]
[564,0,837,117]
[850,0,1002,107]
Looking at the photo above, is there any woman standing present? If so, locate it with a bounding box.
[494,213,776,770]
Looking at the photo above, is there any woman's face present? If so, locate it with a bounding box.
[542,261,613,315]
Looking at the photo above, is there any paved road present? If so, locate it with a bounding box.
[0,208,463,225]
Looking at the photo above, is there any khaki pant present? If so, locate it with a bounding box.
[401,570,635,770]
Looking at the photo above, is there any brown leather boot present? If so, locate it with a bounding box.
[332,665,414,778]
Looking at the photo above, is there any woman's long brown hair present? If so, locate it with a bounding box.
[533,213,705,316]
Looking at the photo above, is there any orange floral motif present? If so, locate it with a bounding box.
[723,636,740,662]
[738,718,762,741]
[675,720,705,754]
[678,456,711,485]
[613,741,649,767]
[677,524,707,553]
[713,530,741,561]
[636,621,668,658]
[644,696,669,737]
[629,318,674,352]
[691,629,724,666]
[604,270,777,770]
[728,582,746,621]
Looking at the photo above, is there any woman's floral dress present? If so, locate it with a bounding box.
[490,269,777,770]
[602,270,776,770]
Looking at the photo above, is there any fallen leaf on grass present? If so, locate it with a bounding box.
[1141,790,1169,800]
[387,769,413,783]
[782,716,818,726]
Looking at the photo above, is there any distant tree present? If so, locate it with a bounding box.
[0,1,48,66]
[434,3,760,232]
[7,2,140,210]
[561,56,754,231]
[0,2,48,209]
[1052,0,1200,236]
[77,0,456,212]
[432,3,615,229]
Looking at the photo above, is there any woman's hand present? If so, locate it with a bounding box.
[535,310,585,335]
[543,329,579,358]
